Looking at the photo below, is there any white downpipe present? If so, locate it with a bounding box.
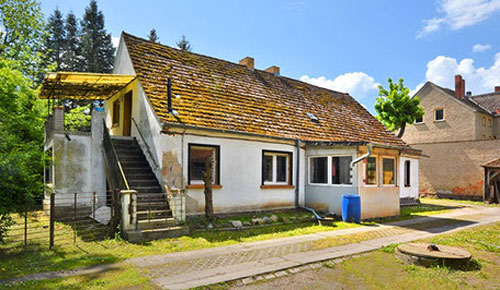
[350,143,373,168]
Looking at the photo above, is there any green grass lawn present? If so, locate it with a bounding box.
[421,197,500,207]
[0,202,458,283]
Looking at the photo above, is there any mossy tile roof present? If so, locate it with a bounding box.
[122,32,406,146]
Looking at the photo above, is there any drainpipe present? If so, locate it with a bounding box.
[295,139,325,223]
[295,139,301,208]
[350,143,373,168]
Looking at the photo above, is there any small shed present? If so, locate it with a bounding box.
[482,157,500,204]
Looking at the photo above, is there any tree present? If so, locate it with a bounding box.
[176,35,192,51]
[80,0,115,73]
[0,58,45,242]
[202,155,214,220]
[148,28,159,43]
[375,78,424,138]
[45,8,65,71]
[0,0,46,80]
[62,12,82,72]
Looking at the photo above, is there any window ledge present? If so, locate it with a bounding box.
[186,184,223,189]
[433,119,445,123]
[260,184,295,189]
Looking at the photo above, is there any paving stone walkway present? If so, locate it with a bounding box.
[128,205,500,289]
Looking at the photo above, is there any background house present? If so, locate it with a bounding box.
[404,75,500,199]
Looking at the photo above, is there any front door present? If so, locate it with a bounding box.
[123,91,132,136]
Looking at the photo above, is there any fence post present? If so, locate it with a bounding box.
[110,188,120,238]
[24,193,28,249]
[73,192,77,244]
[92,192,96,220]
[49,193,55,249]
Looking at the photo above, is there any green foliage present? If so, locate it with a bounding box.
[375,78,424,138]
[0,0,47,80]
[45,8,65,70]
[176,35,192,51]
[148,28,159,43]
[65,104,91,131]
[80,0,115,73]
[0,58,45,242]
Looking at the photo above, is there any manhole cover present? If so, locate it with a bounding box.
[396,243,471,267]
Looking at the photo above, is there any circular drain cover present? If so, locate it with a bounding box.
[396,243,471,267]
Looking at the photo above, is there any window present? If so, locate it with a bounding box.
[483,116,487,126]
[365,156,377,185]
[415,115,423,124]
[112,100,120,126]
[188,144,220,185]
[488,118,492,127]
[262,151,292,185]
[404,160,411,187]
[332,156,353,185]
[483,134,487,140]
[383,158,395,185]
[434,109,444,121]
[310,157,328,184]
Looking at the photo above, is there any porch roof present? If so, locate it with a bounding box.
[39,72,136,100]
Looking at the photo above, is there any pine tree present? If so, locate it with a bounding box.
[62,12,82,72]
[148,28,159,43]
[45,8,65,71]
[176,35,192,51]
[80,0,115,73]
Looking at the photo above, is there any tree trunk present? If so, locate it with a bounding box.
[397,122,406,138]
[203,155,214,220]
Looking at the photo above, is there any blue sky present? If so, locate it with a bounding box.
[40,0,500,113]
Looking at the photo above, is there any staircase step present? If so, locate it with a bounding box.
[129,180,160,187]
[121,161,150,167]
[136,218,176,230]
[123,168,155,175]
[133,186,162,193]
[126,173,156,180]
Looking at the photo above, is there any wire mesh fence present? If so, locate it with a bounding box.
[0,190,118,254]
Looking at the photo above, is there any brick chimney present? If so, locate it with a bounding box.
[495,86,500,93]
[265,66,280,75]
[455,74,465,98]
[239,57,254,70]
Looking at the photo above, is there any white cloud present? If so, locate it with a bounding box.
[417,0,500,38]
[300,72,379,99]
[111,36,120,48]
[472,43,492,52]
[424,52,500,94]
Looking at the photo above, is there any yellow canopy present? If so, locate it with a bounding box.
[39,72,136,100]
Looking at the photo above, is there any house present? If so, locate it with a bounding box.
[403,75,500,199]
[40,32,420,239]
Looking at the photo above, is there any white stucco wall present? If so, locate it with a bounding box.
[44,110,107,206]
[304,146,358,216]
[159,133,305,214]
[399,156,419,198]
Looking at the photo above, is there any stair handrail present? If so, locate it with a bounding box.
[102,119,130,191]
[131,117,160,170]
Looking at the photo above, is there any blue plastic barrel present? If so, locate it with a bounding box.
[342,194,361,223]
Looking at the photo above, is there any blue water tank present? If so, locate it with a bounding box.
[342,194,361,223]
[95,107,105,112]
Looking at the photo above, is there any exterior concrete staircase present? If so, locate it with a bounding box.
[111,136,187,241]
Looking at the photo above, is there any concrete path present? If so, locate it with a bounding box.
[129,204,500,289]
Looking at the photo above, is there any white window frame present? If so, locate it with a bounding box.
[188,144,219,185]
[434,108,445,122]
[414,115,424,124]
[363,155,378,187]
[308,154,354,187]
[404,160,411,188]
[381,156,396,187]
[330,155,354,186]
[263,151,290,185]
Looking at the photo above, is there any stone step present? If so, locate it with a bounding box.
[136,217,176,230]
[134,186,163,194]
[129,180,160,187]
[124,226,189,243]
